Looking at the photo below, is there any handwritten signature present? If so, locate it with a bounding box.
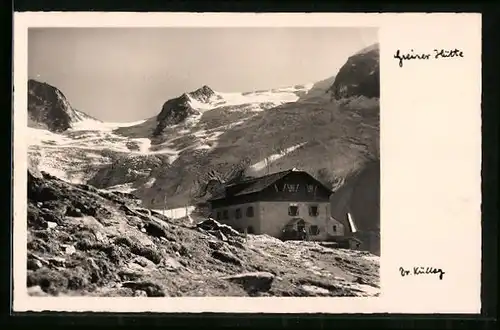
[394,49,464,67]
[399,266,446,280]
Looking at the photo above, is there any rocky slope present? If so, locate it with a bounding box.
[298,75,336,102]
[28,79,95,132]
[27,170,379,297]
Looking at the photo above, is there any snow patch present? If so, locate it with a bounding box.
[107,183,136,193]
[70,118,147,132]
[27,127,72,146]
[133,138,151,154]
[152,206,196,219]
[184,83,313,113]
[143,177,156,188]
[247,142,307,173]
[194,144,213,151]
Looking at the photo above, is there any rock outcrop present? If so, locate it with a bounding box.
[153,85,220,136]
[153,94,200,136]
[188,85,216,103]
[329,43,380,100]
[27,79,92,132]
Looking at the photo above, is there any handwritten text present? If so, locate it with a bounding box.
[399,266,446,280]
[394,49,464,68]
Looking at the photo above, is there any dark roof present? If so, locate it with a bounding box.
[208,169,331,202]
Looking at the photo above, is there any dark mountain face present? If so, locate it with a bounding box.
[329,44,380,100]
[188,85,215,103]
[153,85,216,137]
[153,94,199,136]
[28,79,79,133]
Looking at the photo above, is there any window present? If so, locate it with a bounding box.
[288,205,299,216]
[309,225,320,235]
[216,211,221,220]
[246,206,254,217]
[284,183,300,193]
[306,184,316,194]
[333,225,337,233]
[247,226,255,234]
[222,210,229,220]
[235,208,242,219]
[309,205,319,216]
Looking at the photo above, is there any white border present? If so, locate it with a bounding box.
[13,12,482,314]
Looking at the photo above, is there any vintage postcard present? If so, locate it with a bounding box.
[12,12,481,313]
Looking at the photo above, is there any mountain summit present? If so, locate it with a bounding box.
[187,85,216,103]
[153,85,219,136]
[28,79,94,132]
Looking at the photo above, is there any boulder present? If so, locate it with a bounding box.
[211,250,242,266]
[300,284,331,296]
[121,281,166,297]
[196,218,242,238]
[222,272,275,294]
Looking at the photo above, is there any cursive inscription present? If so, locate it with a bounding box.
[394,48,464,67]
[399,266,445,280]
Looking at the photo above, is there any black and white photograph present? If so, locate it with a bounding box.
[25,26,380,298]
[13,12,482,314]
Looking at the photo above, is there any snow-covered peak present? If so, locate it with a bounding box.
[182,85,225,112]
[188,85,216,102]
[184,83,314,112]
[176,83,314,114]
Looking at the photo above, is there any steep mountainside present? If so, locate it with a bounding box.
[329,43,380,99]
[28,79,95,132]
[326,43,380,255]
[27,170,379,297]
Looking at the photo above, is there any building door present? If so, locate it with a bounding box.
[296,219,306,232]
[296,219,307,240]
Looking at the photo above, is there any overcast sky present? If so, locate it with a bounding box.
[28,27,378,122]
